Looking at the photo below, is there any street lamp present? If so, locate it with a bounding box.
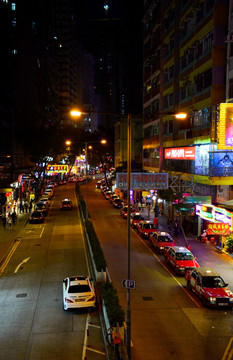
[70,108,133,359]
[65,138,106,220]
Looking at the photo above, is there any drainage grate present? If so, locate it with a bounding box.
[142,296,154,301]
[35,244,41,246]
[16,293,27,298]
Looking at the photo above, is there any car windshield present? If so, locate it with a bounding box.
[158,236,173,242]
[202,276,226,288]
[143,223,155,229]
[133,215,143,220]
[175,252,194,260]
[68,285,91,293]
[62,201,71,205]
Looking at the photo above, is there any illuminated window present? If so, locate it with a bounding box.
[11,3,16,10]
[12,49,17,54]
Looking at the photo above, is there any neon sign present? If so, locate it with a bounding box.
[46,164,68,173]
[165,147,195,160]
[196,204,233,226]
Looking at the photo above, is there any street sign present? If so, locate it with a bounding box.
[122,279,136,289]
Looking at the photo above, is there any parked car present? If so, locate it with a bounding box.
[130,213,145,228]
[185,267,233,308]
[120,205,136,219]
[164,246,199,275]
[29,211,45,224]
[62,275,96,311]
[104,190,112,200]
[96,180,102,188]
[112,198,124,208]
[149,231,175,253]
[39,197,50,206]
[35,202,48,217]
[109,194,119,204]
[136,220,157,238]
[60,199,72,210]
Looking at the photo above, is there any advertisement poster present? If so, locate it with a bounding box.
[218,103,233,149]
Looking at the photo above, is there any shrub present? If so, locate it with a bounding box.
[100,282,125,327]
[226,234,233,252]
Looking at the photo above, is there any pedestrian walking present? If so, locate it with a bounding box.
[19,202,23,213]
[2,215,7,229]
[7,213,12,228]
[138,201,141,211]
[11,211,17,225]
[25,201,28,213]
[173,220,179,236]
[29,200,33,213]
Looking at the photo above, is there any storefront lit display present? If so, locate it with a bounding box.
[218,102,233,149]
[196,204,233,227]
[194,144,210,175]
[209,151,233,176]
[164,147,195,160]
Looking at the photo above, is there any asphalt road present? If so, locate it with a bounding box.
[85,178,233,360]
[0,183,107,360]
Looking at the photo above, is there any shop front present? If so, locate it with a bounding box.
[196,204,233,248]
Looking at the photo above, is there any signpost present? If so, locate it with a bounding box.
[122,279,136,290]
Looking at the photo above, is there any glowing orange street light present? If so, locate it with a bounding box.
[175,112,187,119]
[70,109,82,117]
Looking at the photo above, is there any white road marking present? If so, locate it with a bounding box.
[14,257,30,273]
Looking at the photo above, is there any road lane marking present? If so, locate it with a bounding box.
[134,230,201,308]
[14,257,30,273]
[0,239,21,277]
[222,337,233,360]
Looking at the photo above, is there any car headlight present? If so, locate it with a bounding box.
[144,232,148,236]
[208,297,216,303]
[229,297,233,302]
[159,247,164,250]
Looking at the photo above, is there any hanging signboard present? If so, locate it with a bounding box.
[164,147,195,160]
[46,164,68,173]
[196,204,233,226]
[217,103,233,150]
[116,173,168,190]
[207,223,230,235]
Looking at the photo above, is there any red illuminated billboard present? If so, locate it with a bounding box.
[165,147,195,160]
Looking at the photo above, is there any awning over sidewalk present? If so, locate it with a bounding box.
[219,199,233,209]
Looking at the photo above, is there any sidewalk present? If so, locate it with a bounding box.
[0,212,30,264]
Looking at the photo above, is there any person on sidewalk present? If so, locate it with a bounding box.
[2,215,7,229]
[7,213,12,228]
[11,211,17,225]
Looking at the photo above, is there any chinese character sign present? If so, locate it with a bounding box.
[116,173,168,190]
[207,223,230,235]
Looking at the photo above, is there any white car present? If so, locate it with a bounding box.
[39,197,51,206]
[63,276,96,311]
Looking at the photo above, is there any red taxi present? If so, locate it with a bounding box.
[149,231,175,253]
[136,220,157,238]
[164,246,199,275]
[120,205,136,219]
[60,199,72,210]
[185,267,233,308]
[130,213,145,228]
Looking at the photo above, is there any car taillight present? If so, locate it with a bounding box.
[88,295,95,302]
[65,297,73,303]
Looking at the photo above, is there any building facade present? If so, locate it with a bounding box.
[143,0,231,206]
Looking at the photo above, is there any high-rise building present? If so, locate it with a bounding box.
[143,0,230,212]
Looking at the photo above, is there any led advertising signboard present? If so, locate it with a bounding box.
[165,147,195,160]
[218,103,233,150]
[196,204,233,226]
[207,223,230,235]
[116,173,168,190]
[46,164,68,173]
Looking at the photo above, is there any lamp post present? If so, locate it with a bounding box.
[70,108,133,359]
[126,113,131,359]
[65,138,106,220]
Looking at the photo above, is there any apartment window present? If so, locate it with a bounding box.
[11,3,16,10]
[195,69,212,93]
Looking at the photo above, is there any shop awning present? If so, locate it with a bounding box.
[219,199,233,209]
